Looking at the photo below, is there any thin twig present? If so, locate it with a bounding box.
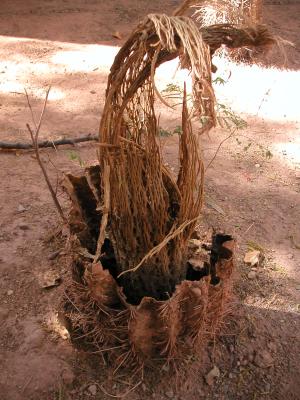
[99,381,142,398]
[256,86,272,115]
[90,344,127,354]
[205,129,236,171]
[244,222,255,236]
[63,290,82,314]
[45,153,62,196]
[22,375,33,393]
[25,88,67,223]
[24,88,37,130]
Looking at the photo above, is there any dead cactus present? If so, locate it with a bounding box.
[62,3,274,367]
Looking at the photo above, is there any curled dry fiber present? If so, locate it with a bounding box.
[63,11,273,365]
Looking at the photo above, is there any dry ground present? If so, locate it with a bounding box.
[0,1,299,399]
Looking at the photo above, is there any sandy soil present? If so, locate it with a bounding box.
[0,1,299,399]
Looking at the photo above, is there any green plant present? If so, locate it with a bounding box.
[162,83,183,94]
[157,126,183,137]
[67,150,85,167]
[216,103,248,130]
[173,125,183,135]
[158,127,173,137]
[235,138,273,160]
[162,81,247,131]
[212,76,226,85]
[161,80,273,166]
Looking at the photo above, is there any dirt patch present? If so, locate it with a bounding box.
[0,1,299,399]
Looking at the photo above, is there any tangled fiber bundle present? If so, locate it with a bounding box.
[194,0,263,27]
[194,0,266,61]
[201,23,275,56]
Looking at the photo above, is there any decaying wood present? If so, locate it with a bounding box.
[63,159,236,363]
[63,174,236,361]
[62,169,102,252]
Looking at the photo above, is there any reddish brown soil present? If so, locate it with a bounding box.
[0,1,299,399]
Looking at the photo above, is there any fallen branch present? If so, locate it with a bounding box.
[25,88,67,223]
[0,134,98,150]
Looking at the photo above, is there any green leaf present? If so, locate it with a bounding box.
[158,127,173,137]
[162,83,182,94]
[173,125,183,135]
[213,76,226,85]
[67,150,84,167]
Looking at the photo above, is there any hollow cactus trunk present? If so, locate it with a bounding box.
[63,166,235,363]
[60,6,274,367]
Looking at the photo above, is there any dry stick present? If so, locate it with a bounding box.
[205,129,236,171]
[45,153,62,196]
[25,88,67,223]
[24,88,38,130]
[256,87,272,116]
[118,216,199,278]
[243,222,255,236]
[99,381,142,399]
[93,162,111,263]
[90,344,128,354]
[63,290,82,314]
[27,124,66,223]
[0,134,98,150]
[22,376,33,393]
